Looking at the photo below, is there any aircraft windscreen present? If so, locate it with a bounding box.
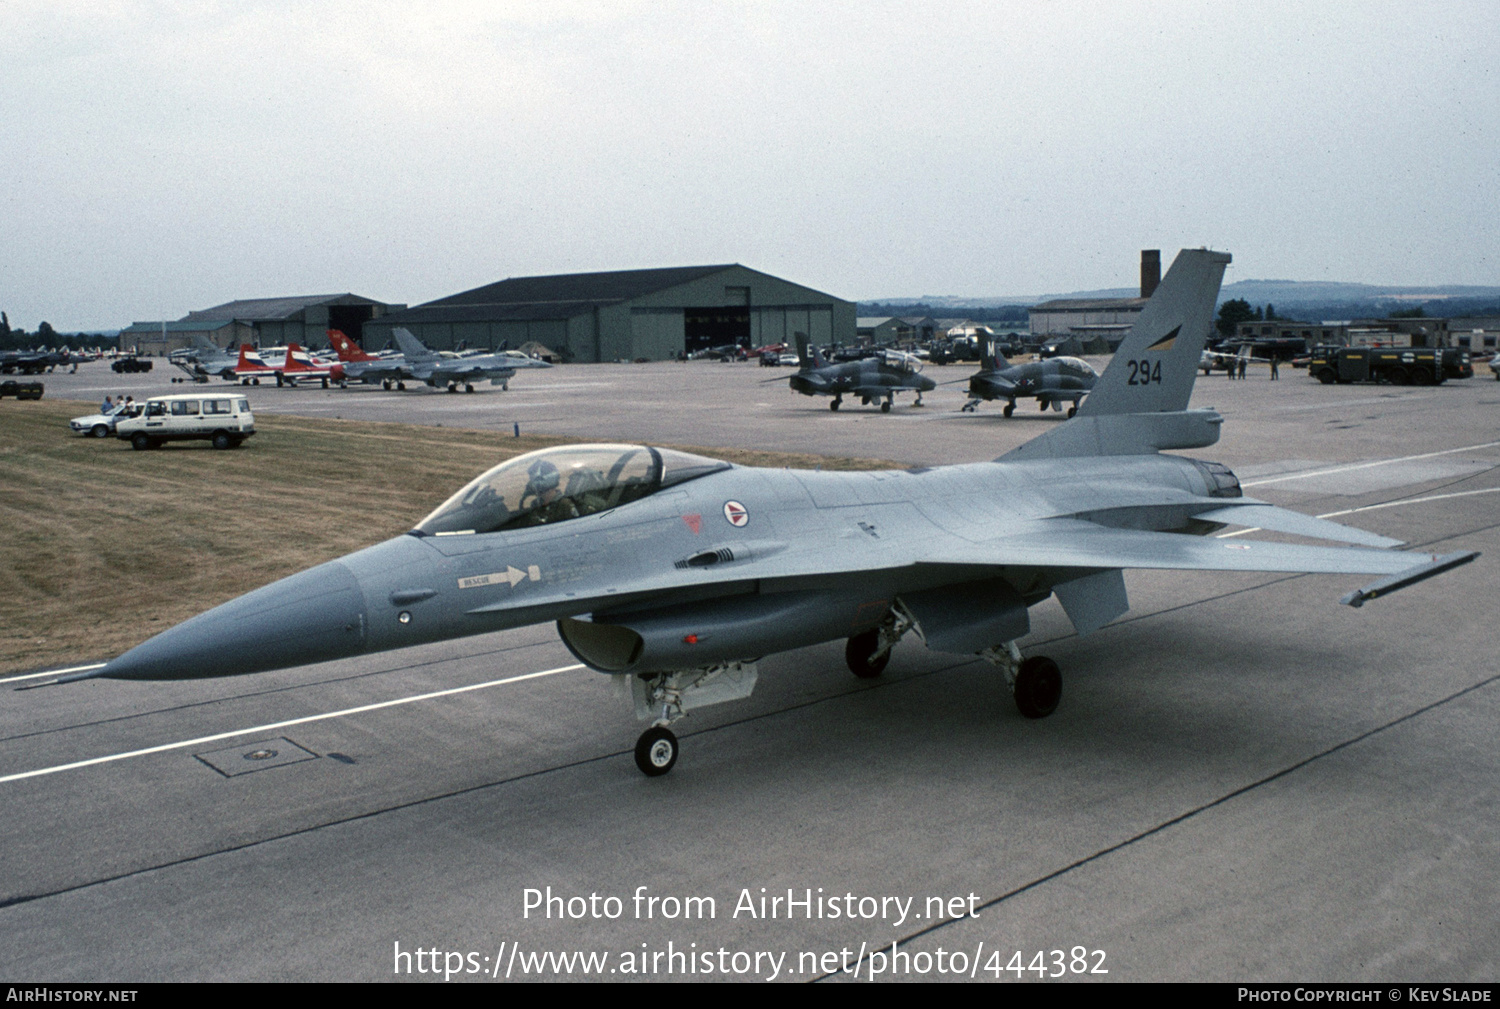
[1056,357,1099,378]
[415,445,729,536]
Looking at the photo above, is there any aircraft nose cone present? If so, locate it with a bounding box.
[102,560,369,680]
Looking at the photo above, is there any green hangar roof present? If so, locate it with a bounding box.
[367,264,855,363]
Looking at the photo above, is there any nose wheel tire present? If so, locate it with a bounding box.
[635,726,679,777]
[1014,656,1062,719]
[845,628,890,679]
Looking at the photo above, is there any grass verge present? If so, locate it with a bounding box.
[0,399,900,673]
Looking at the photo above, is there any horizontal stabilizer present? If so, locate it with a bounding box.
[1340,551,1478,607]
[1000,409,1223,461]
[1195,504,1404,548]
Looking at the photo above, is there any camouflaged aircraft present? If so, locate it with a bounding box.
[787,334,937,411]
[960,343,1098,417]
[56,250,1476,777]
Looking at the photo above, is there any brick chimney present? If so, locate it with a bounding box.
[1141,249,1161,299]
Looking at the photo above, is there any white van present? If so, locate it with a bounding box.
[114,393,256,450]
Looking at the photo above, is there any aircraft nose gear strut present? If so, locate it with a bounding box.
[979,641,1062,718]
[845,602,917,678]
[619,662,759,776]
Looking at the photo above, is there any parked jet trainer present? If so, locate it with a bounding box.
[787,333,937,411]
[961,342,1098,416]
[55,250,1476,778]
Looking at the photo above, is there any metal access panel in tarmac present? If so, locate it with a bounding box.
[4,363,1498,981]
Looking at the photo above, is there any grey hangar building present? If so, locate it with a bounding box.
[363,265,856,363]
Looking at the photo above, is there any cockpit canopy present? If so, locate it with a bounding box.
[1053,357,1099,379]
[414,444,731,536]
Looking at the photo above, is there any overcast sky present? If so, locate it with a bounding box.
[3,1,1494,330]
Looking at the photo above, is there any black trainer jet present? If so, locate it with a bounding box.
[787,334,937,412]
[961,342,1098,417]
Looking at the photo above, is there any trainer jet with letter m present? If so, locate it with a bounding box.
[960,341,1098,417]
[60,250,1477,778]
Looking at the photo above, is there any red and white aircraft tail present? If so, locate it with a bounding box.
[327,329,381,363]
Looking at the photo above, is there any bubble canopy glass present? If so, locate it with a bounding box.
[414,444,731,536]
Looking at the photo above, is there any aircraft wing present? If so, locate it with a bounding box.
[927,517,1473,585]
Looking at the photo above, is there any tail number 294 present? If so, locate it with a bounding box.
[1127,359,1162,386]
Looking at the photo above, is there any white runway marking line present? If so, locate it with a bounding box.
[0,663,585,785]
[1,663,106,685]
[1241,440,1500,488]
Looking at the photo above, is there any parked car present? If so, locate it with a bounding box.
[69,401,133,438]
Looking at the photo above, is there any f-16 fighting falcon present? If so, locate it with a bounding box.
[787,333,937,411]
[168,334,241,383]
[327,329,411,389]
[960,342,1098,416]
[56,250,1477,777]
[393,328,551,393]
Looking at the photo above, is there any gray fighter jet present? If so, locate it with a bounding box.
[960,342,1098,417]
[393,328,551,393]
[169,334,241,383]
[64,250,1477,778]
[787,334,937,411]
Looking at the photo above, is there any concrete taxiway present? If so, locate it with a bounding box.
[4,360,1498,980]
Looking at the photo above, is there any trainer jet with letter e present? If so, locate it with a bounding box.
[786,333,937,412]
[54,250,1477,778]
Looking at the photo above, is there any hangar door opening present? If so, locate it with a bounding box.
[328,304,375,348]
[684,307,750,354]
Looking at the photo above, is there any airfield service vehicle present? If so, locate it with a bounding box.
[114,393,255,450]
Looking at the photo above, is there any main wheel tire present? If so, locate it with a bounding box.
[845,628,890,679]
[91,424,109,439]
[634,726,678,777]
[880,400,891,413]
[211,432,231,450]
[131,433,151,451]
[1014,656,1062,718]
[1003,403,1015,418]
[829,399,840,411]
[1067,405,1078,418]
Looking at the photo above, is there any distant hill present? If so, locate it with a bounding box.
[865,280,1500,320]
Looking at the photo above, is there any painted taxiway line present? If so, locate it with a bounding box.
[1,663,107,686]
[1241,440,1500,488]
[0,663,585,786]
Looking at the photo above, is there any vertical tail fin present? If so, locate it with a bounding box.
[327,330,375,362]
[793,332,825,370]
[392,328,435,363]
[1074,249,1231,418]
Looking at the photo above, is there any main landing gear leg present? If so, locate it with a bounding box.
[979,641,1062,718]
[621,662,759,777]
[845,603,917,679]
